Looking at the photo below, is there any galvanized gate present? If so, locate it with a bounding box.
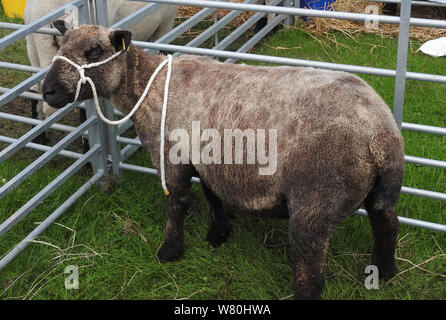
[0,0,445,271]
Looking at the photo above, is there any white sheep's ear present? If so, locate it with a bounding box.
[52,20,73,35]
[109,29,132,52]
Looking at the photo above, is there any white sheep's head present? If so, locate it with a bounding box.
[42,22,132,108]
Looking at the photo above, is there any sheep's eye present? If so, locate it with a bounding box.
[85,46,104,62]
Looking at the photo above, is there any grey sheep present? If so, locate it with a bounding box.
[42,24,405,299]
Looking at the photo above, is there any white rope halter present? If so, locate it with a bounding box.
[52,50,173,196]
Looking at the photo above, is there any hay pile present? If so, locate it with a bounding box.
[178,0,255,25]
[305,0,446,42]
[177,0,446,42]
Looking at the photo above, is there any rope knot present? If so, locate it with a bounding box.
[77,67,87,84]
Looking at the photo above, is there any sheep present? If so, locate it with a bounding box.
[25,0,178,146]
[42,24,405,299]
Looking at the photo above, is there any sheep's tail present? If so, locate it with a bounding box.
[365,133,405,211]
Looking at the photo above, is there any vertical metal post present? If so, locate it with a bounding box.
[282,0,295,26]
[94,0,110,27]
[103,100,122,178]
[214,11,219,46]
[213,0,229,47]
[78,0,91,25]
[393,0,412,129]
[85,103,108,176]
[92,0,122,178]
[80,0,107,176]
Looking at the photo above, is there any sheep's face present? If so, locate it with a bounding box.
[42,22,131,108]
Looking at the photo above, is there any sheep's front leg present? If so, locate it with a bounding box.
[157,193,188,262]
[157,168,193,263]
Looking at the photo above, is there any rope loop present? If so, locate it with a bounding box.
[51,49,173,195]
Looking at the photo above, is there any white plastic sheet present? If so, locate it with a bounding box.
[427,0,446,4]
[419,37,446,57]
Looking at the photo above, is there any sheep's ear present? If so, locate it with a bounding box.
[52,20,72,35]
[109,30,132,52]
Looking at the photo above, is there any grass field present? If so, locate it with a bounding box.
[0,6,445,300]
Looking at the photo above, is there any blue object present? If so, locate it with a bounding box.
[300,0,335,10]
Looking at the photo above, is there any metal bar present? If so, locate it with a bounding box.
[0,116,97,201]
[282,0,295,26]
[369,0,446,7]
[120,144,140,160]
[0,135,83,160]
[0,103,78,163]
[134,41,446,84]
[0,170,104,271]
[0,87,42,101]
[357,209,446,233]
[140,0,446,28]
[0,62,42,73]
[83,100,108,178]
[117,136,143,147]
[402,122,446,136]
[225,14,286,63]
[119,162,201,183]
[110,3,164,29]
[213,8,268,50]
[405,155,446,170]
[103,100,122,177]
[184,0,259,49]
[0,68,48,107]
[401,186,446,201]
[0,145,100,237]
[152,6,218,45]
[0,22,60,36]
[392,0,412,129]
[0,112,81,134]
[94,0,110,27]
[118,120,134,135]
[0,0,85,50]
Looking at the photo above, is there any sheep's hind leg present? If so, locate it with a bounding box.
[201,182,231,247]
[288,200,346,300]
[364,205,399,280]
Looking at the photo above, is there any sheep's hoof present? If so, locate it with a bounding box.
[377,265,398,281]
[371,254,398,280]
[157,239,184,262]
[206,225,231,247]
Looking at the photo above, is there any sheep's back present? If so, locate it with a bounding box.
[167,57,401,212]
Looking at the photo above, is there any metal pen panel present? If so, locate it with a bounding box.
[0,135,83,160]
[0,145,100,237]
[0,170,105,271]
[110,3,164,29]
[0,116,97,201]
[0,0,86,50]
[0,103,79,163]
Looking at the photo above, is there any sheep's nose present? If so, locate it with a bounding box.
[43,88,55,99]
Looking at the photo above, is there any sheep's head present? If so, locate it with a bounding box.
[42,22,131,108]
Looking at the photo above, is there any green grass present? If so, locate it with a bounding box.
[0,10,446,299]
